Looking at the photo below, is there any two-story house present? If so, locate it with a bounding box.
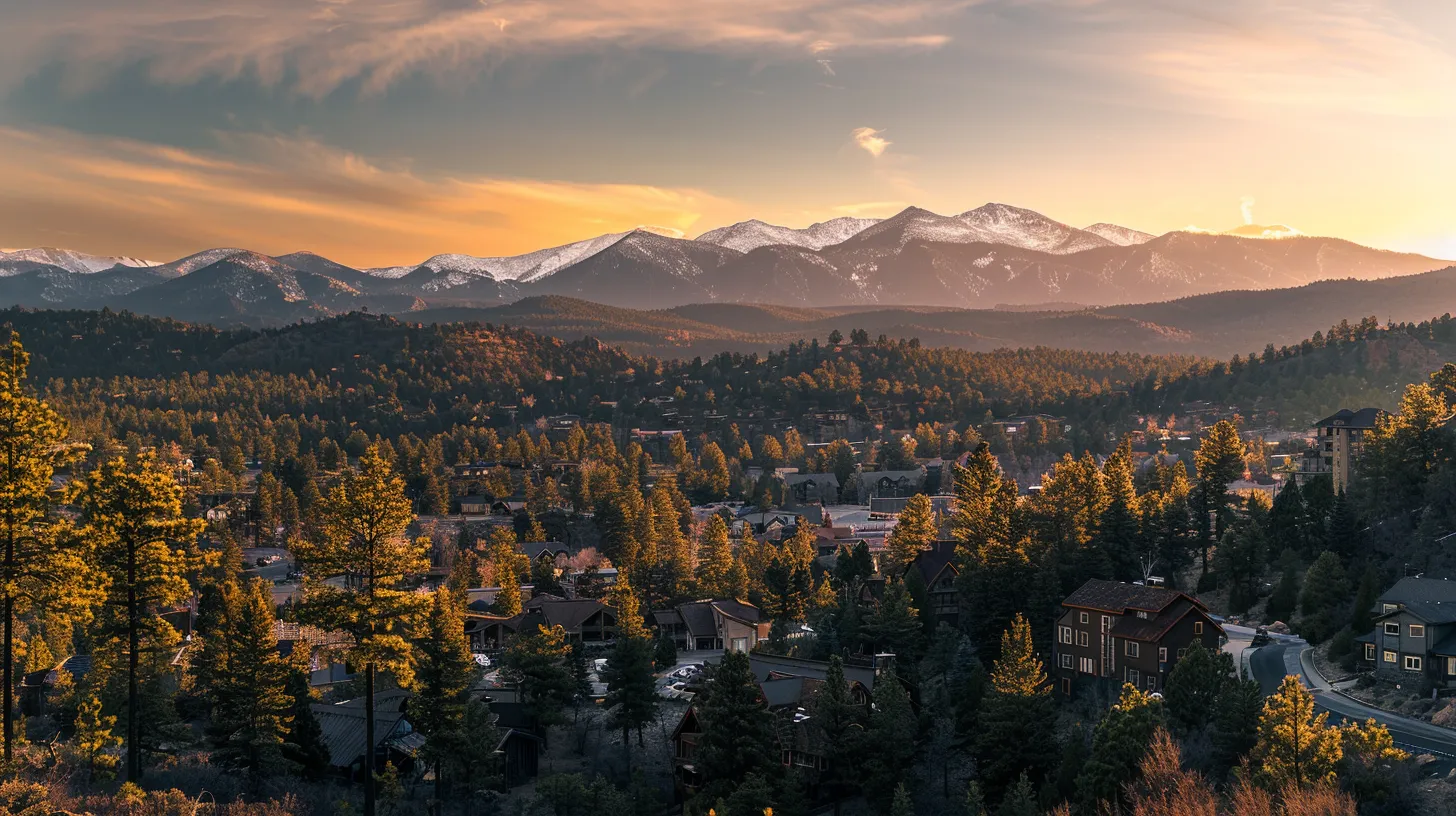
[1053,579,1225,700]
[904,541,959,629]
[1356,576,1456,689]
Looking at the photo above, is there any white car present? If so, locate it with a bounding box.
[473,654,492,668]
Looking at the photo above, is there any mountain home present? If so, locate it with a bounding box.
[1356,576,1456,689]
[1053,579,1225,700]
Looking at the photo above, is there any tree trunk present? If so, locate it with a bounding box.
[364,663,376,816]
[127,550,141,781]
[3,592,12,762]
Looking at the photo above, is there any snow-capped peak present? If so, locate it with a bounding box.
[0,247,159,275]
[1083,223,1155,246]
[696,216,879,253]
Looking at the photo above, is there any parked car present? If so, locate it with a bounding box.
[1250,627,1271,647]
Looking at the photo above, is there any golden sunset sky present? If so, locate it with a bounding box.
[1,0,1454,266]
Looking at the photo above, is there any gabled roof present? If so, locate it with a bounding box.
[749,653,877,692]
[1375,577,1456,625]
[1063,579,1201,615]
[1314,407,1386,429]
[1109,597,1220,642]
[527,598,613,632]
[311,698,412,768]
[906,540,958,585]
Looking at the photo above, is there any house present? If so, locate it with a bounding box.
[782,473,840,506]
[465,595,618,651]
[857,467,926,502]
[458,496,491,515]
[312,688,421,781]
[1305,408,1386,492]
[653,599,768,652]
[1356,576,1456,688]
[1053,579,1225,700]
[488,701,544,786]
[869,494,954,519]
[905,541,959,628]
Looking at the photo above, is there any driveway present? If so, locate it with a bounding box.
[1249,641,1456,758]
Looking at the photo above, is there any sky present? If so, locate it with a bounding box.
[1,0,1454,266]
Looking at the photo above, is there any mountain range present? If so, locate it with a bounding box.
[1,203,1446,325]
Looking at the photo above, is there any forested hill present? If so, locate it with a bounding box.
[4,307,1194,448]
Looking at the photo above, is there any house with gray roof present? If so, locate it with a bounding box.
[1357,576,1456,688]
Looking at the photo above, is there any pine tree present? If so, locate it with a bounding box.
[80,454,202,781]
[1075,683,1166,808]
[1268,480,1308,556]
[863,578,922,659]
[412,589,480,805]
[1095,437,1143,581]
[1163,644,1233,734]
[1349,565,1379,635]
[1299,551,1349,643]
[1211,670,1263,778]
[813,656,865,807]
[890,782,914,816]
[695,514,737,598]
[74,690,121,781]
[1250,675,1343,790]
[976,614,1057,802]
[292,445,429,816]
[695,651,776,800]
[696,442,732,502]
[995,772,1038,816]
[501,624,576,733]
[603,631,657,769]
[208,578,294,783]
[485,527,525,616]
[0,333,93,760]
[885,492,937,575]
[1193,420,1245,574]
[865,674,917,806]
[282,661,329,779]
[1266,552,1300,624]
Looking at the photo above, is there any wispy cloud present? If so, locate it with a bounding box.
[0,126,738,265]
[0,0,971,96]
[851,127,891,158]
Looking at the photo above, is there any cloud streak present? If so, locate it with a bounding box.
[851,127,891,158]
[1,0,971,96]
[0,126,738,266]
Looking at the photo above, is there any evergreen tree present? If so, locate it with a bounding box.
[995,772,1038,816]
[208,578,294,783]
[653,634,677,671]
[1350,564,1379,635]
[1211,670,1263,779]
[0,333,93,760]
[1094,437,1143,581]
[695,514,737,598]
[1075,682,1165,808]
[603,632,657,769]
[812,656,865,808]
[485,527,525,616]
[412,589,480,805]
[975,614,1057,802]
[1268,480,1308,556]
[952,446,1034,654]
[890,783,914,816]
[696,442,732,502]
[1326,490,1363,562]
[282,661,329,779]
[1163,644,1234,734]
[1299,551,1349,643]
[884,492,937,575]
[80,454,203,781]
[1250,675,1342,790]
[501,624,576,733]
[695,651,776,801]
[1266,552,1300,624]
[1193,420,1245,575]
[863,578,923,659]
[292,445,429,816]
[74,690,121,781]
[864,674,917,807]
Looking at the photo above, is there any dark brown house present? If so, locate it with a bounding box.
[1052,579,1225,700]
[904,541,959,629]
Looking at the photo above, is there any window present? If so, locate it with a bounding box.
[1126,641,1140,658]
[1159,647,1168,663]
[1383,603,1398,613]
[1102,615,1111,632]
[1405,655,1423,672]
[1060,654,1073,669]
[1193,621,1204,635]
[1080,611,1089,624]
[1079,657,1095,674]
[1062,678,1072,695]
[1383,650,1396,664]
[1385,622,1400,636]
[1448,657,1456,676]
[1127,668,1140,685]
[1146,676,1157,691]
[1060,626,1073,645]
[1076,631,1089,647]
[1136,611,1149,620]
[1410,624,1425,639]
[1364,644,1376,661]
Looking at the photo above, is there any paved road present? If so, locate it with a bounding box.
[1250,642,1456,758]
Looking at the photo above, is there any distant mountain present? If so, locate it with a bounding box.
[0,247,157,276]
[529,231,741,307]
[1083,223,1154,246]
[696,217,879,252]
[4,201,1447,319]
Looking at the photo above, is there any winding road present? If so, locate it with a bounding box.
[1248,640,1456,758]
